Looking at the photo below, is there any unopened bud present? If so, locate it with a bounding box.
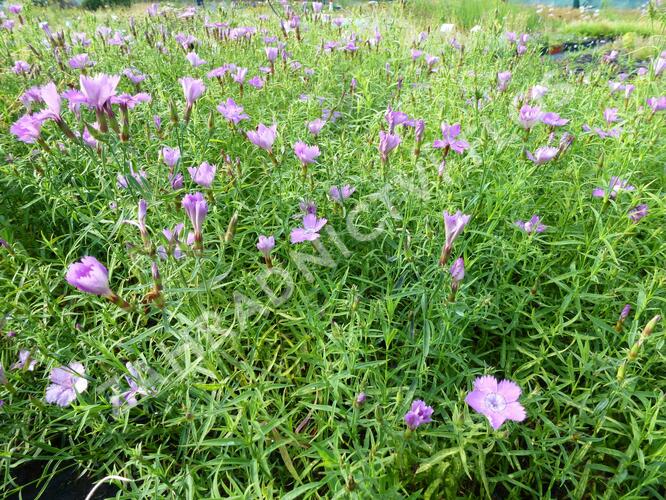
[169,99,179,124]
[151,262,161,289]
[224,212,239,243]
[642,314,661,338]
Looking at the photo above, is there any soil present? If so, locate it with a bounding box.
[4,461,119,499]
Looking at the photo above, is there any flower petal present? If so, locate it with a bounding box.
[487,411,507,430]
[497,379,521,402]
[504,401,526,422]
[473,375,497,394]
[290,228,308,244]
[465,389,487,414]
[46,384,76,406]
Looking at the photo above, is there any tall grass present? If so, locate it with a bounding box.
[404,0,542,29]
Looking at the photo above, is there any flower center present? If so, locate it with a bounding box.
[484,392,507,412]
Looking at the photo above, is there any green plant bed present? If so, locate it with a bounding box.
[81,0,133,10]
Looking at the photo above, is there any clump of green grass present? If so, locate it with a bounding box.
[560,19,663,37]
[403,0,540,30]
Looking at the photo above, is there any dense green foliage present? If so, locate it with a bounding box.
[82,0,134,12]
[0,1,665,498]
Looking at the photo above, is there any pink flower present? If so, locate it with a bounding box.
[404,400,434,430]
[609,81,624,94]
[217,98,249,125]
[232,67,248,85]
[72,32,92,46]
[592,176,635,200]
[66,256,112,296]
[110,92,151,109]
[424,54,439,71]
[20,86,42,109]
[583,124,622,139]
[79,73,120,110]
[529,85,548,100]
[497,71,512,92]
[158,223,185,260]
[265,46,278,62]
[122,199,149,244]
[329,184,355,203]
[385,107,410,133]
[378,131,401,163]
[117,167,147,189]
[123,68,146,84]
[540,112,568,127]
[110,362,152,411]
[293,141,320,165]
[179,77,206,107]
[207,64,234,79]
[10,113,44,143]
[652,51,665,76]
[515,215,547,233]
[82,126,98,148]
[170,172,183,190]
[248,76,264,89]
[257,235,275,256]
[11,350,37,371]
[161,146,180,168]
[175,32,197,49]
[188,162,216,188]
[440,210,470,265]
[62,89,87,116]
[603,107,619,125]
[69,53,95,69]
[45,362,88,407]
[247,123,278,152]
[526,146,558,165]
[307,118,326,136]
[414,119,425,143]
[290,213,327,243]
[628,204,648,223]
[465,375,526,430]
[12,60,30,74]
[450,257,465,282]
[433,123,469,154]
[603,50,619,63]
[518,104,542,130]
[182,192,208,240]
[186,51,207,67]
[647,96,666,113]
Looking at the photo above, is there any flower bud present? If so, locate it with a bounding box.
[225,212,239,243]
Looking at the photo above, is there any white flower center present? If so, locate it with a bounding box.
[484,392,507,412]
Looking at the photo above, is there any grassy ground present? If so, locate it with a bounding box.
[1,1,665,498]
